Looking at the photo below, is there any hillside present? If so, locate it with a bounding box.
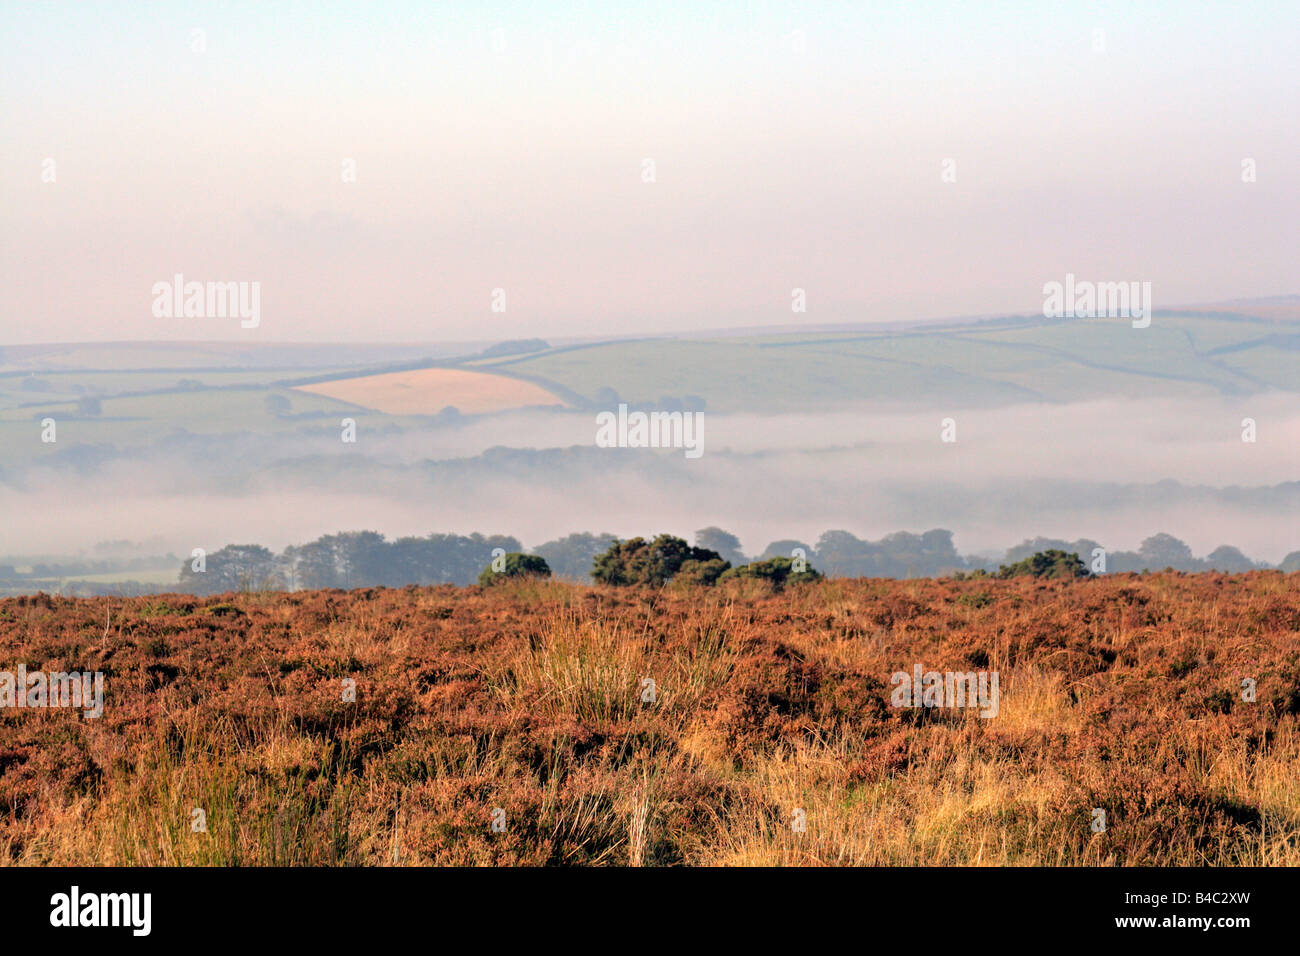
[3,307,1296,471]
[467,311,1300,413]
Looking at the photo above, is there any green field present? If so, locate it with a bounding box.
[0,384,382,468]
[469,312,1297,412]
[1,311,1295,468]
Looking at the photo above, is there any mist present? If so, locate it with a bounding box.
[4,392,1296,564]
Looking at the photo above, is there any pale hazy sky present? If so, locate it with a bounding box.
[2,1,1297,345]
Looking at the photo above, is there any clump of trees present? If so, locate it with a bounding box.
[178,544,280,593]
[590,535,822,588]
[478,553,551,586]
[535,532,618,580]
[170,526,1294,597]
[997,549,1089,579]
[591,535,726,586]
[179,531,524,594]
[810,529,964,577]
[995,533,1270,574]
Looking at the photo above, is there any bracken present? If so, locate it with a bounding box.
[0,572,1296,866]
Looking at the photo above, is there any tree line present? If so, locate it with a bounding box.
[171,526,1300,595]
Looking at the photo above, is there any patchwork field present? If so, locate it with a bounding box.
[471,312,1300,412]
[2,572,1298,866]
[0,305,1294,485]
[294,367,567,415]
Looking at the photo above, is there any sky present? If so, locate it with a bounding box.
[2,1,1297,345]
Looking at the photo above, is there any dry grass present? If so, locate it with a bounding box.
[1,572,1298,865]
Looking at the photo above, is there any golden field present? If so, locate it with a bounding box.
[1,572,1298,866]
[294,367,565,415]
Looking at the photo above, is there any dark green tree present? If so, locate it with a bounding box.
[591,535,727,586]
[478,552,551,585]
[720,555,822,589]
[997,549,1089,579]
[672,557,731,586]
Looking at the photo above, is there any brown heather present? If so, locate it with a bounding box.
[1,573,1298,866]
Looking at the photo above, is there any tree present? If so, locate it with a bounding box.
[814,530,871,576]
[264,393,292,417]
[997,550,1089,580]
[1138,533,1200,571]
[332,530,391,586]
[591,535,727,586]
[226,530,528,590]
[478,553,551,586]
[720,556,822,589]
[761,539,815,562]
[535,532,619,581]
[694,527,746,567]
[1204,546,1256,573]
[282,539,343,589]
[811,528,962,578]
[672,557,730,586]
[1005,537,1070,563]
[179,544,280,595]
[1003,537,1103,569]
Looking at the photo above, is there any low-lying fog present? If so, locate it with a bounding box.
[3,393,1297,563]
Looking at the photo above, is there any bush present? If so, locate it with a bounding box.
[672,557,731,587]
[591,535,727,586]
[478,553,551,586]
[997,549,1089,580]
[719,556,822,589]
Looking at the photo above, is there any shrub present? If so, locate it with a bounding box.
[672,558,731,587]
[997,549,1089,580]
[591,535,727,587]
[719,556,822,589]
[478,553,551,586]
